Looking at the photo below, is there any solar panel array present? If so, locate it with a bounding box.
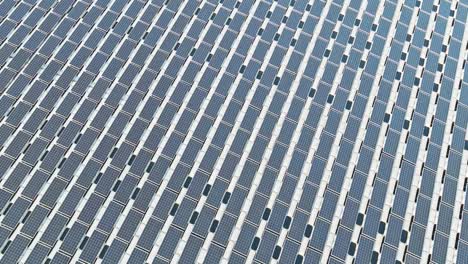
[0,0,467,263]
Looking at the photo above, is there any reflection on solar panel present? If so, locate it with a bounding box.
[0,0,467,263]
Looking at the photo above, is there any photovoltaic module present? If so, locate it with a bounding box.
[0,0,467,263]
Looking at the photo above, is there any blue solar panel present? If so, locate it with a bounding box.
[0,0,466,263]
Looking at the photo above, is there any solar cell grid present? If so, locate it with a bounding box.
[0,0,466,263]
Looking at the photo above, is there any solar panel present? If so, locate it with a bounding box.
[0,0,466,263]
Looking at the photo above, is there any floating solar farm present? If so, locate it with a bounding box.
[0,0,467,263]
